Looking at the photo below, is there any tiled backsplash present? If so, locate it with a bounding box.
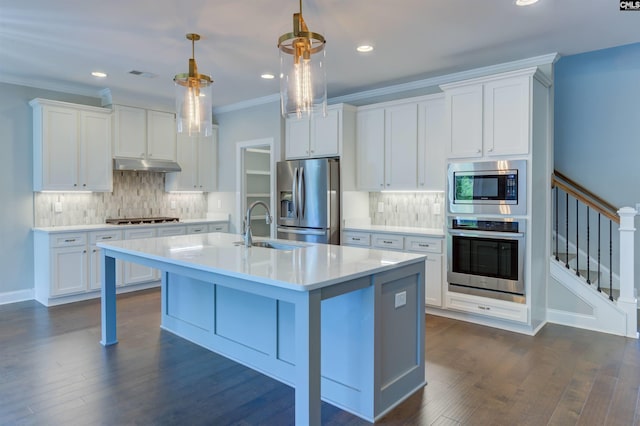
[369,192,445,229]
[34,171,207,227]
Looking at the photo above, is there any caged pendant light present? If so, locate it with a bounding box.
[278,0,327,119]
[174,33,213,137]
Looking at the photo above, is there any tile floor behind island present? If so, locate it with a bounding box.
[0,288,638,425]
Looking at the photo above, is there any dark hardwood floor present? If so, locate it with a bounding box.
[1,289,639,425]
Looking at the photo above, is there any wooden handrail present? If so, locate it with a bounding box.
[552,170,619,224]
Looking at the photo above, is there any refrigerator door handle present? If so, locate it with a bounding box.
[299,167,305,220]
[277,227,326,236]
[292,167,298,219]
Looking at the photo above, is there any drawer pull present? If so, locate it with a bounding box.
[101,236,113,240]
[383,240,393,244]
[64,239,76,243]
[478,305,491,311]
[418,243,430,248]
[352,237,361,241]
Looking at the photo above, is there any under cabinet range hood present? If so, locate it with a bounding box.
[113,158,182,173]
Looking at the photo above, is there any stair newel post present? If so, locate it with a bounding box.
[617,207,638,338]
[586,207,591,283]
[597,213,601,293]
[565,193,569,268]
[555,186,559,261]
[575,199,580,276]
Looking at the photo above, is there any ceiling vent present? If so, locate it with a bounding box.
[128,70,158,78]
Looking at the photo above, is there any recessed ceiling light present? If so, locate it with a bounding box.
[91,71,107,78]
[261,73,275,79]
[357,45,374,53]
[515,0,538,6]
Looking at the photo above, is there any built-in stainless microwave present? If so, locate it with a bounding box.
[448,160,527,216]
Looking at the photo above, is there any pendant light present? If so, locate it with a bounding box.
[278,0,326,119]
[174,33,213,137]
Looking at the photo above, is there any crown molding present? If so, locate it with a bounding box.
[330,52,560,105]
[213,93,280,115]
[0,74,106,100]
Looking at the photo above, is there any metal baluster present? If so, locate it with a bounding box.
[597,213,602,293]
[609,220,614,301]
[575,198,580,276]
[565,193,570,268]
[555,186,559,261]
[586,206,591,284]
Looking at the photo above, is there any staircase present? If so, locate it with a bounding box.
[548,171,638,338]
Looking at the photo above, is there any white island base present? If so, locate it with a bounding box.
[99,233,426,424]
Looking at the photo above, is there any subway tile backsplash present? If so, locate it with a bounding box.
[369,192,445,229]
[34,171,207,227]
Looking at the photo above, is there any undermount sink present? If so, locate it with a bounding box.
[233,240,304,250]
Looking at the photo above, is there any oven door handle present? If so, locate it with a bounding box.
[448,230,524,239]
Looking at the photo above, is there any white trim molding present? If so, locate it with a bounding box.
[0,289,35,306]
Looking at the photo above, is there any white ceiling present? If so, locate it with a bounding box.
[1,1,638,110]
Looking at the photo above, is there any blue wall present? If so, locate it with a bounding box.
[554,42,640,208]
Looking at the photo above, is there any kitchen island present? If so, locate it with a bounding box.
[98,232,426,424]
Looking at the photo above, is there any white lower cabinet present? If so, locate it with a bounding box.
[445,292,528,323]
[343,230,444,307]
[34,221,230,306]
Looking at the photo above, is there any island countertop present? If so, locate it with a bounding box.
[97,232,425,292]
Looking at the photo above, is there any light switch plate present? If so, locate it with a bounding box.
[378,202,384,213]
[54,202,63,213]
[394,291,407,308]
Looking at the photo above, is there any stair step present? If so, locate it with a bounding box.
[555,252,576,264]
[600,287,620,300]
[577,269,600,284]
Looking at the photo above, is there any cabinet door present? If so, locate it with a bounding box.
[418,97,446,191]
[123,228,157,285]
[425,254,443,307]
[198,133,217,192]
[147,110,177,161]
[484,76,530,156]
[51,245,87,296]
[285,118,311,159]
[445,85,483,158]
[80,110,112,191]
[385,103,418,189]
[356,108,385,190]
[41,105,79,190]
[310,109,339,157]
[171,135,198,190]
[113,105,146,159]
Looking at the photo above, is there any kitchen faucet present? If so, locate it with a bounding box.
[244,201,272,247]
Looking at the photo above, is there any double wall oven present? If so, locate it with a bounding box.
[446,160,527,303]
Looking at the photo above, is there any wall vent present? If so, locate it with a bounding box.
[128,70,158,78]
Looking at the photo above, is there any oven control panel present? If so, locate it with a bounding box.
[450,218,521,233]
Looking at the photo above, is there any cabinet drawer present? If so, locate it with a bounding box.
[187,225,208,234]
[157,226,186,237]
[124,228,156,240]
[405,236,442,254]
[342,232,370,247]
[89,230,122,244]
[446,292,528,323]
[208,223,229,233]
[371,233,404,251]
[51,233,86,248]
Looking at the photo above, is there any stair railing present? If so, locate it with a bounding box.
[551,170,638,338]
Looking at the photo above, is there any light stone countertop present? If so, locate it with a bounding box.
[97,232,425,292]
[343,224,445,238]
[32,218,228,234]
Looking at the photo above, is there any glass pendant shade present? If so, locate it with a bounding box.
[278,2,326,119]
[174,34,213,137]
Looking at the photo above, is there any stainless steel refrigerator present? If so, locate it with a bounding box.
[277,158,340,244]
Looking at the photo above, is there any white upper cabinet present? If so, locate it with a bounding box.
[113,105,177,162]
[384,103,419,190]
[442,68,540,159]
[356,108,385,190]
[285,104,355,159]
[165,126,218,192]
[356,95,445,191]
[31,98,112,192]
[417,95,446,191]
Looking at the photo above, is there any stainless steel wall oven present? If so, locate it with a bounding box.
[447,217,525,303]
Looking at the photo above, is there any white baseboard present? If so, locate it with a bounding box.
[0,288,35,305]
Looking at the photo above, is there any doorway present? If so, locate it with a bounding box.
[236,138,275,238]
